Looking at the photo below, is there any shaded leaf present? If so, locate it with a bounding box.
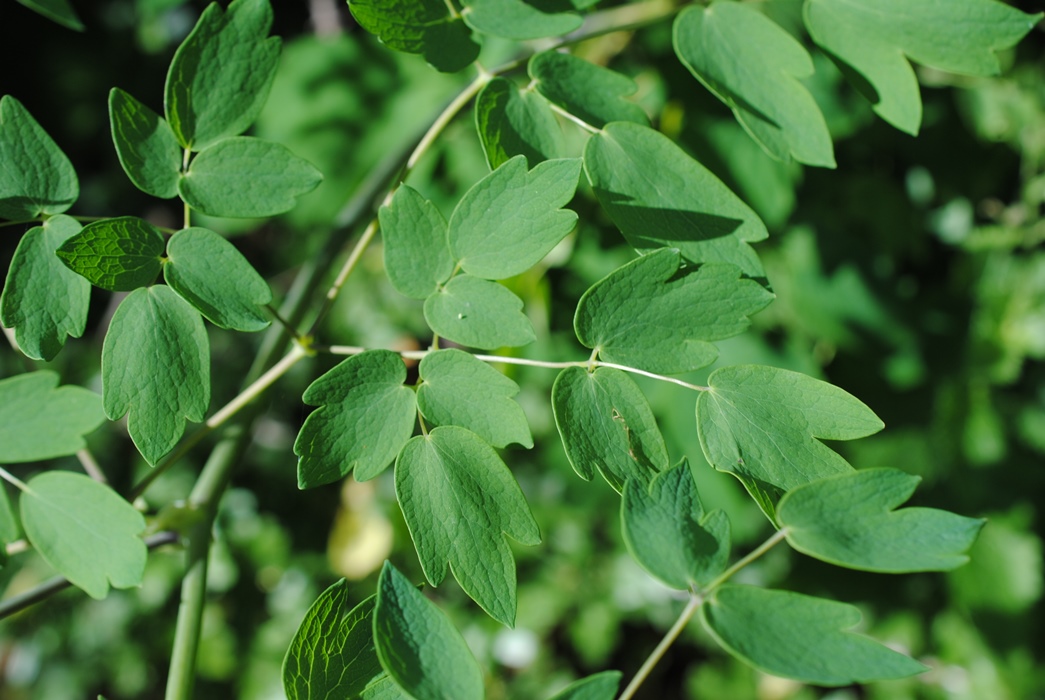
[423,275,535,350]
[56,216,165,292]
[15,0,84,31]
[379,185,454,299]
[475,77,564,169]
[349,0,479,73]
[0,95,78,220]
[0,371,104,463]
[547,671,622,700]
[0,485,18,543]
[462,0,582,40]
[530,51,648,128]
[109,88,182,199]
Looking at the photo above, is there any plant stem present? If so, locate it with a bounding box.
[547,102,600,134]
[618,594,703,700]
[76,449,107,483]
[700,527,789,594]
[0,467,31,493]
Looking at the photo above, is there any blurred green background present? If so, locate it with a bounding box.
[1,1,1043,698]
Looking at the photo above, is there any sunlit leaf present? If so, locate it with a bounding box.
[109,88,182,198]
[349,0,479,73]
[475,78,564,169]
[530,51,648,128]
[0,95,78,219]
[462,0,582,40]
[423,275,535,350]
[0,371,104,463]
[56,216,165,292]
[380,185,454,300]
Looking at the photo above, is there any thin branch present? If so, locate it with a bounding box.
[593,361,709,391]
[76,449,107,483]
[0,467,31,493]
[700,527,790,595]
[618,594,703,700]
[548,102,600,134]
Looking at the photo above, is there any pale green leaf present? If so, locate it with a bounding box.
[15,0,84,31]
[109,88,182,199]
[701,584,928,685]
[56,216,165,292]
[0,216,90,360]
[584,122,767,277]
[361,676,409,700]
[805,0,1042,134]
[674,3,835,167]
[0,371,104,463]
[21,471,146,600]
[102,286,210,465]
[551,366,667,492]
[0,95,78,220]
[575,248,773,374]
[529,51,648,128]
[462,0,582,40]
[417,349,532,448]
[295,351,416,487]
[165,0,281,150]
[423,275,535,350]
[379,185,454,299]
[178,137,322,218]
[547,671,622,700]
[349,0,479,73]
[449,156,580,279]
[621,460,730,590]
[0,485,18,543]
[696,365,884,492]
[374,562,484,700]
[164,227,272,331]
[475,78,564,169]
[395,426,541,626]
[778,468,985,572]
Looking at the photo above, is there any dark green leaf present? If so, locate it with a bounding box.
[547,671,622,700]
[178,137,322,218]
[423,275,535,350]
[395,426,541,626]
[109,88,182,199]
[20,471,146,600]
[164,227,272,331]
[164,0,281,150]
[0,95,78,220]
[701,584,928,685]
[575,248,774,374]
[462,0,582,40]
[15,0,84,31]
[102,286,210,465]
[1,215,90,360]
[295,351,417,487]
[56,216,165,292]
[529,51,648,128]
[475,77,564,169]
[584,122,767,277]
[349,0,479,73]
[379,185,454,299]
[0,371,103,463]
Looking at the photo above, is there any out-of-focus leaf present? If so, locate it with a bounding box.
[462,0,582,40]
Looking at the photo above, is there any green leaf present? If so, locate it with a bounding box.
[361,676,409,700]
[108,88,182,199]
[15,0,84,31]
[349,0,479,73]
[0,485,18,543]
[164,0,281,150]
[805,0,1042,135]
[1,216,90,360]
[0,371,104,463]
[777,468,985,572]
[20,471,146,600]
[575,249,774,374]
[379,185,454,299]
[178,137,322,218]
[417,349,532,448]
[621,461,730,590]
[551,366,668,492]
[295,351,417,488]
[584,122,767,277]
[102,286,210,465]
[56,216,166,292]
[374,561,484,700]
[547,671,622,700]
[283,582,388,700]
[475,78,564,169]
[700,584,928,685]
[674,3,835,168]
[395,426,541,626]
[423,275,535,350]
[529,51,648,128]
[449,156,580,279]
[462,0,582,40]
[0,95,78,220]
[696,365,884,492]
[164,227,272,331]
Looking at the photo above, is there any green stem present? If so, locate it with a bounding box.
[0,467,31,493]
[547,102,600,134]
[699,527,790,594]
[618,594,703,700]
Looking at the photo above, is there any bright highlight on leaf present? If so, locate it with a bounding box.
[0,95,78,220]
[476,78,564,169]
[109,88,182,199]
[56,216,166,292]
[349,0,479,73]
[380,185,454,300]
[548,671,622,700]
[423,274,535,350]
[530,51,649,129]
[778,468,985,572]
[395,426,541,626]
[0,371,104,463]
[462,0,582,40]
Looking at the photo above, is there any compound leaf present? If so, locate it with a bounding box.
[165,0,281,150]
[475,77,564,169]
[109,88,182,199]
[102,286,210,465]
[15,0,84,31]
[395,426,541,626]
[349,0,479,73]
[530,51,648,128]
[804,0,1042,135]
[462,0,582,40]
[21,471,146,600]
[374,562,483,700]
[56,216,165,292]
[584,122,766,277]
[0,95,78,220]
[1,215,90,360]
[449,156,580,279]
[423,275,535,350]
[700,584,928,685]
[576,248,773,374]
[164,227,272,331]
[380,185,454,300]
[295,350,416,488]
[547,671,622,700]
[778,468,985,572]
[178,137,322,218]
[551,366,667,492]
[0,371,104,463]
[674,3,835,167]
